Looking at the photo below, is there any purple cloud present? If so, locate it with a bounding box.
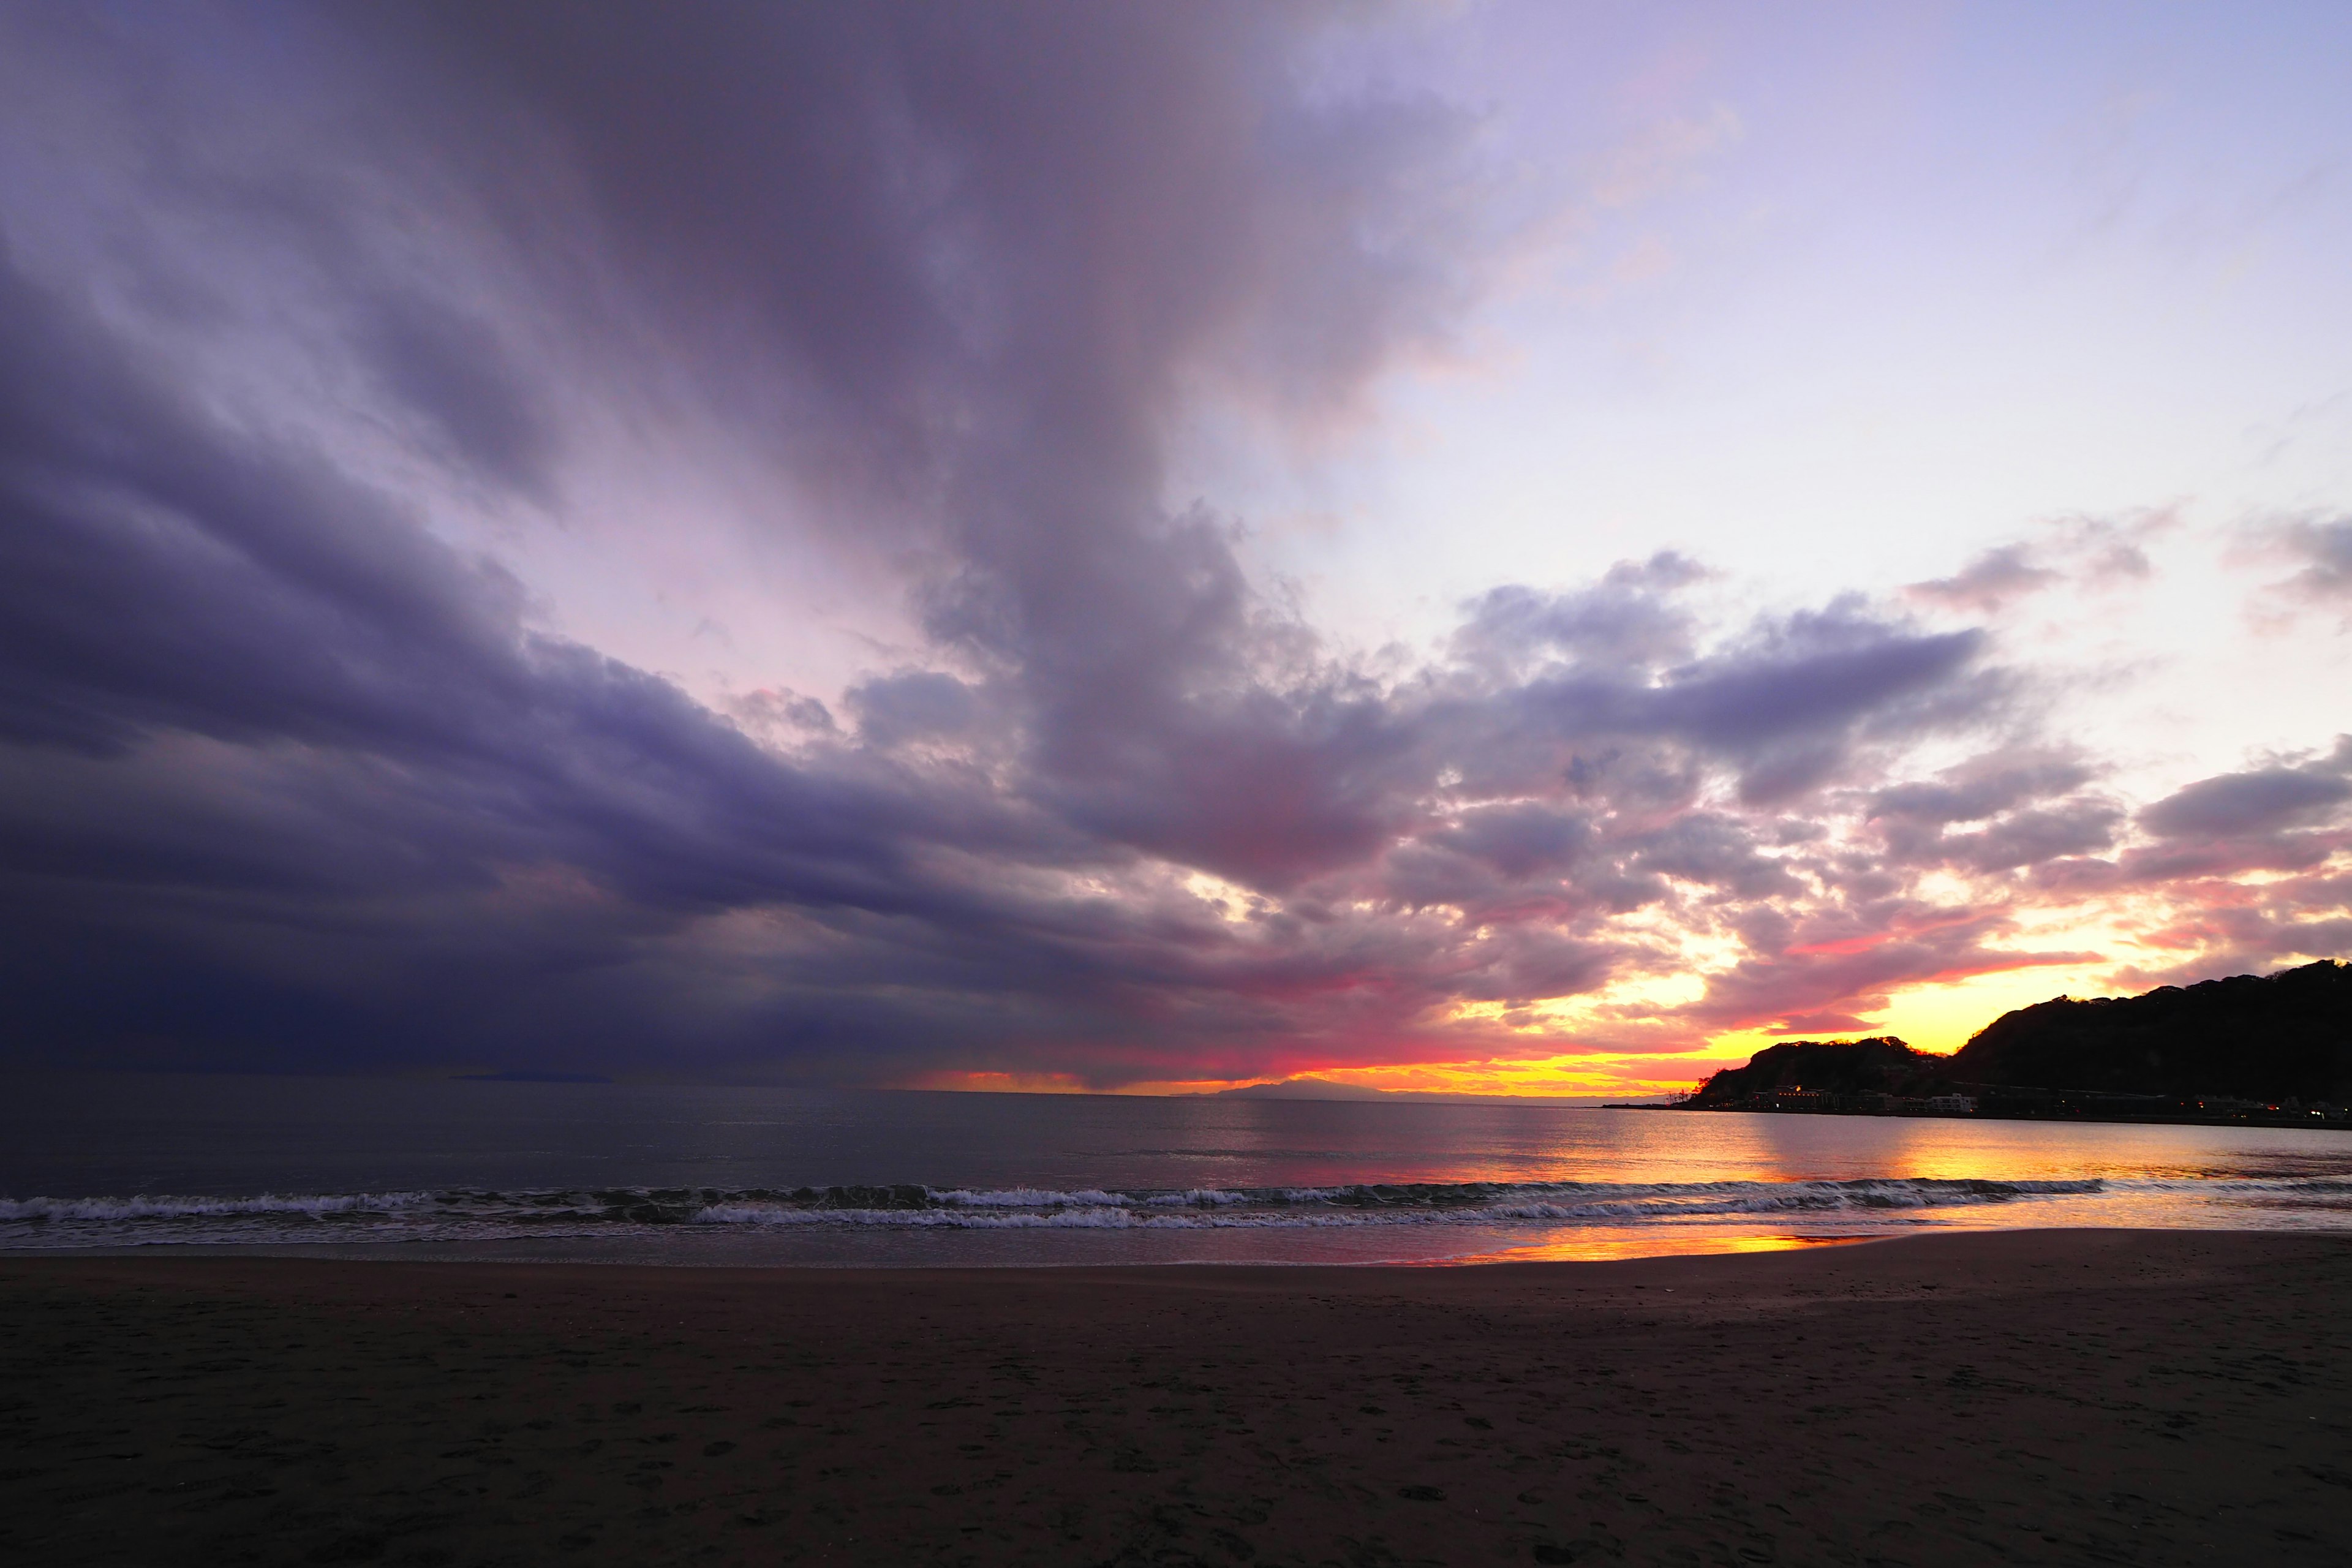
[2137,758,2352,839]
[2260,518,2352,609]
[0,4,2342,1087]
[1904,545,2059,615]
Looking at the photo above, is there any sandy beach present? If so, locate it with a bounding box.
[2,1229,2346,1566]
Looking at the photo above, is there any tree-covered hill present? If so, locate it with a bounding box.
[1684,960,2352,1108]
[1948,959,2352,1101]
[1684,1036,1944,1106]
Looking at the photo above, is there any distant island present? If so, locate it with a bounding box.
[1673,959,2351,1127]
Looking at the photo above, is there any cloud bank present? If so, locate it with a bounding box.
[0,3,2345,1087]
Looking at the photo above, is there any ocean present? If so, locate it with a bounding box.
[5,1073,2350,1265]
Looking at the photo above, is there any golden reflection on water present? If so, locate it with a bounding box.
[1438,1229,1882,1265]
[1490,1110,2278,1189]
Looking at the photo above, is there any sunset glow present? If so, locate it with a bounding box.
[0,2,2346,1091]
[9,14,2352,1568]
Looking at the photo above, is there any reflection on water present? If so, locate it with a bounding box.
[4,1074,2351,1264]
[1417,1110,2352,1190]
[1441,1230,1874,1266]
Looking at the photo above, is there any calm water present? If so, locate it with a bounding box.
[4,1074,2350,1265]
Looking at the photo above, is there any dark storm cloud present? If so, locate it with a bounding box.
[846,672,984,749]
[354,290,557,500]
[0,253,524,760]
[0,245,955,913]
[355,0,1485,524]
[0,2,1527,1077]
[1,3,2328,1084]
[351,2,1486,896]
[0,243,1106,1072]
[0,222,2013,1076]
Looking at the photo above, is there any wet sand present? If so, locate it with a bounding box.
[2,1229,2346,1566]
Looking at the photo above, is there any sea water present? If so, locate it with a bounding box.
[4,1073,2349,1265]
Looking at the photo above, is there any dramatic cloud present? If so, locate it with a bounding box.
[0,4,2344,1088]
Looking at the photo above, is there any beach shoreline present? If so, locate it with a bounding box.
[4,1232,2352,1561]
[6,1229,2348,1565]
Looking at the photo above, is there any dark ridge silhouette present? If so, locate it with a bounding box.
[1683,1036,1944,1107]
[1948,959,2352,1101]
[1683,960,2352,1116]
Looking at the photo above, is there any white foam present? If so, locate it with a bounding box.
[12,1172,2351,1251]
[1142,1188,1254,1207]
[694,1203,1173,1229]
[688,1178,2115,1230]
[927,1187,1131,1208]
[0,1191,431,1221]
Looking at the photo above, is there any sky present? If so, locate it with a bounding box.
[1,1,2348,1096]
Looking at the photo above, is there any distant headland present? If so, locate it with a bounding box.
[1670,959,2352,1128]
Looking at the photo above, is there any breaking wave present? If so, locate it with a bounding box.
[0,1192,431,1222]
[7,1172,2346,1251]
[695,1177,2114,1229]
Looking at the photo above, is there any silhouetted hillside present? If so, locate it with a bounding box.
[1684,960,2352,1114]
[1686,1036,1943,1106]
[1949,959,2352,1101]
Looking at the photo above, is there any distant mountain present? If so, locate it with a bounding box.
[1949,959,2352,1101]
[1209,1078,1644,1106]
[1215,1077,1397,1102]
[1684,960,2352,1108]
